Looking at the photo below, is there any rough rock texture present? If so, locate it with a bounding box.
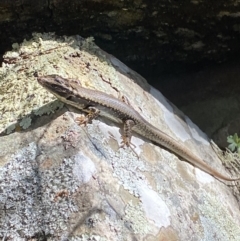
[0,33,240,240]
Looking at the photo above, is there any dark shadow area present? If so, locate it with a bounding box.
[0,100,65,136]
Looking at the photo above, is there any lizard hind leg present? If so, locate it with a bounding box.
[119,119,139,158]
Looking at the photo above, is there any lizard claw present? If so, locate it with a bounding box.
[119,136,139,158]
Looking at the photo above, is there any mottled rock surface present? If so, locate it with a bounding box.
[0,34,240,240]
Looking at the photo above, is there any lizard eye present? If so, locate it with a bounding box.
[55,77,62,84]
[66,96,72,100]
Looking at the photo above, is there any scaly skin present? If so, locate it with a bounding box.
[37,74,240,181]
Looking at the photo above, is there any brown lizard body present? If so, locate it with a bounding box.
[37,74,240,182]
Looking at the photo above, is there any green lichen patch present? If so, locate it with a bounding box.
[0,32,120,135]
[200,193,240,240]
[124,201,150,235]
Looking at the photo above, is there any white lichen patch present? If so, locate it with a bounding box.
[0,142,82,239]
[111,152,148,197]
[124,201,150,235]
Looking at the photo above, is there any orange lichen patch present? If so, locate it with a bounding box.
[40,157,55,169]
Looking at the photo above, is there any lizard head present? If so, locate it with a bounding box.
[37,74,77,99]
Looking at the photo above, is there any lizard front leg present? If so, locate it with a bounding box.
[120,119,139,157]
[76,106,138,157]
[75,106,100,126]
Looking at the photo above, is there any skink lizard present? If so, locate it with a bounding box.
[37,74,240,182]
